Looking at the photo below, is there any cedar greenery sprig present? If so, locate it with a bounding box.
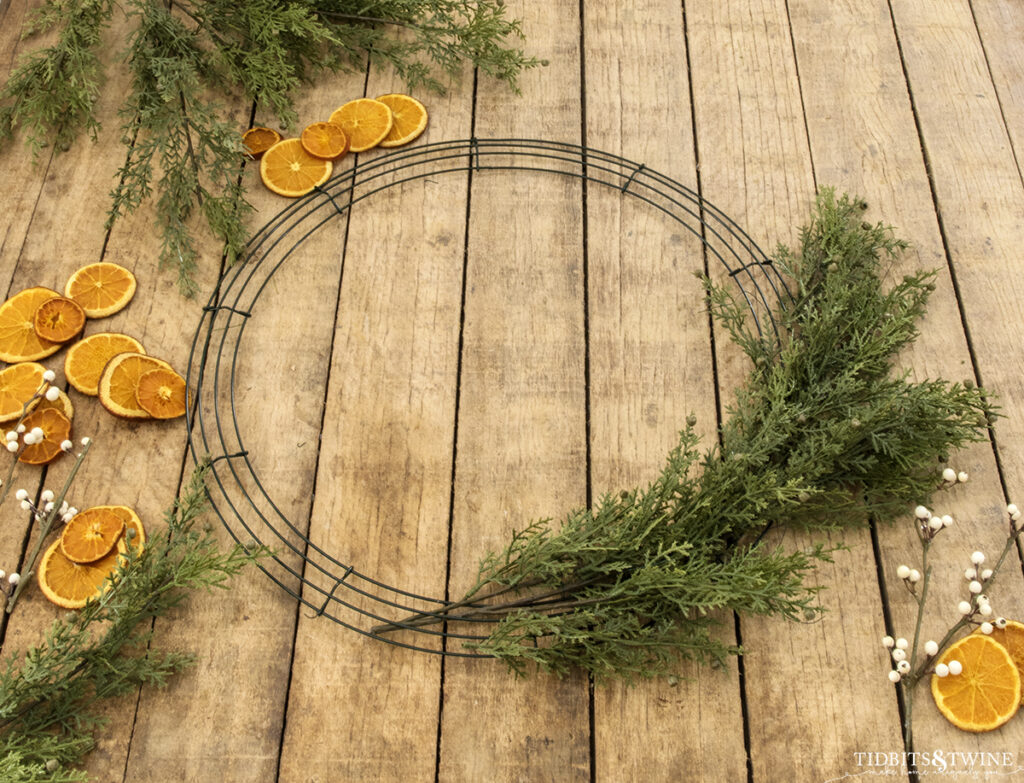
[373,189,994,680]
[0,462,262,781]
[0,0,541,295]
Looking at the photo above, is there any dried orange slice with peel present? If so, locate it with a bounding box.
[98,352,173,419]
[985,620,1024,704]
[0,287,62,362]
[60,507,125,564]
[135,368,187,419]
[259,138,333,198]
[242,126,281,159]
[328,99,393,152]
[35,387,74,421]
[19,408,71,465]
[64,262,137,318]
[37,537,120,609]
[65,332,145,396]
[33,296,86,343]
[97,505,145,553]
[300,121,349,160]
[375,94,428,148]
[0,362,47,423]
[931,633,1021,731]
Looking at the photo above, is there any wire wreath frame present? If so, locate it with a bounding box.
[185,137,789,657]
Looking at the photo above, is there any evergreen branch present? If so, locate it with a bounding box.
[0,462,264,780]
[374,190,995,680]
[1,0,540,295]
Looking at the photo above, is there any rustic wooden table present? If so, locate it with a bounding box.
[2,0,1024,780]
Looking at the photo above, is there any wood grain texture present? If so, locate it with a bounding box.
[970,0,1024,174]
[688,1,905,780]
[277,67,473,782]
[791,0,1024,768]
[582,1,745,779]
[435,1,590,780]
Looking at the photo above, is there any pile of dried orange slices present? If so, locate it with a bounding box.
[37,505,146,608]
[247,93,429,198]
[0,262,189,424]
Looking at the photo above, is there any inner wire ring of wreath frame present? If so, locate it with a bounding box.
[185,137,790,657]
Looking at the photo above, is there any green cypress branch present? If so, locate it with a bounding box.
[1,0,541,295]
[373,190,994,681]
[0,463,264,781]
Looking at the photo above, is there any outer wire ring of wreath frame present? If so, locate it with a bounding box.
[185,137,791,658]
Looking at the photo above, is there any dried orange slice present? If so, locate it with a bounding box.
[97,505,145,553]
[300,121,349,160]
[18,408,71,465]
[59,507,125,564]
[37,537,120,609]
[135,368,187,419]
[242,126,281,159]
[97,352,173,419]
[0,287,62,362]
[64,332,145,396]
[985,620,1024,704]
[33,296,86,343]
[931,633,1021,731]
[64,262,137,318]
[259,138,333,197]
[0,362,47,423]
[375,94,428,148]
[328,99,393,152]
[35,387,74,421]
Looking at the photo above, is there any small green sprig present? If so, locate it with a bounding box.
[373,190,994,680]
[0,0,541,295]
[0,462,263,780]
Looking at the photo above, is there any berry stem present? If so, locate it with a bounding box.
[6,439,92,613]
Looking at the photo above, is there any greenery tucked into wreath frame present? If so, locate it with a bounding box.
[186,137,991,679]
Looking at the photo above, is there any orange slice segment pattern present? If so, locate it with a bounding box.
[259,138,333,197]
[60,507,126,564]
[0,287,62,362]
[987,620,1024,705]
[328,99,393,152]
[931,634,1021,732]
[64,263,137,318]
[375,94,428,148]
[33,296,86,343]
[0,362,47,423]
[64,332,146,396]
[97,352,173,419]
[135,368,187,419]
[300,121,349,160]
[19,407,71,465]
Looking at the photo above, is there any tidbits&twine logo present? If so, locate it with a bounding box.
[846,750,1024,777]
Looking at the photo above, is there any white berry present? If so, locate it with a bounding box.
[892,648,907,662]
[981,622,994,635]
[958,601,973,615]
[957,471,969,483]
[914,505,930,519]
[896,565,911,580]
[882,635,895,648]
[896,660,911,674]
[908,570,921,583]
[896,637,909,650]
[942,468,957,483]
[888,670,901,683]
[934,663,949,677]
[971,551,985,565]
[996,617,1008,629]
[948,660,963,676]
[969,580,983,594]
[924,640,939,656]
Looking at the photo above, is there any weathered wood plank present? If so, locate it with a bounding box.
[436,1,590,779]
[968,0,1024,181]
[687,1,906,780]
[792,0,1024,771]
[276,71,473,780]
[581,2,746,780]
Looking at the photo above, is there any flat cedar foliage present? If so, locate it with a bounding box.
[375,190,994,680]
[0,0,540,295]
[0,465,259,782]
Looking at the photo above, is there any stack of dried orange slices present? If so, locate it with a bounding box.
[37,505,146,608]
[252,93,428,198]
